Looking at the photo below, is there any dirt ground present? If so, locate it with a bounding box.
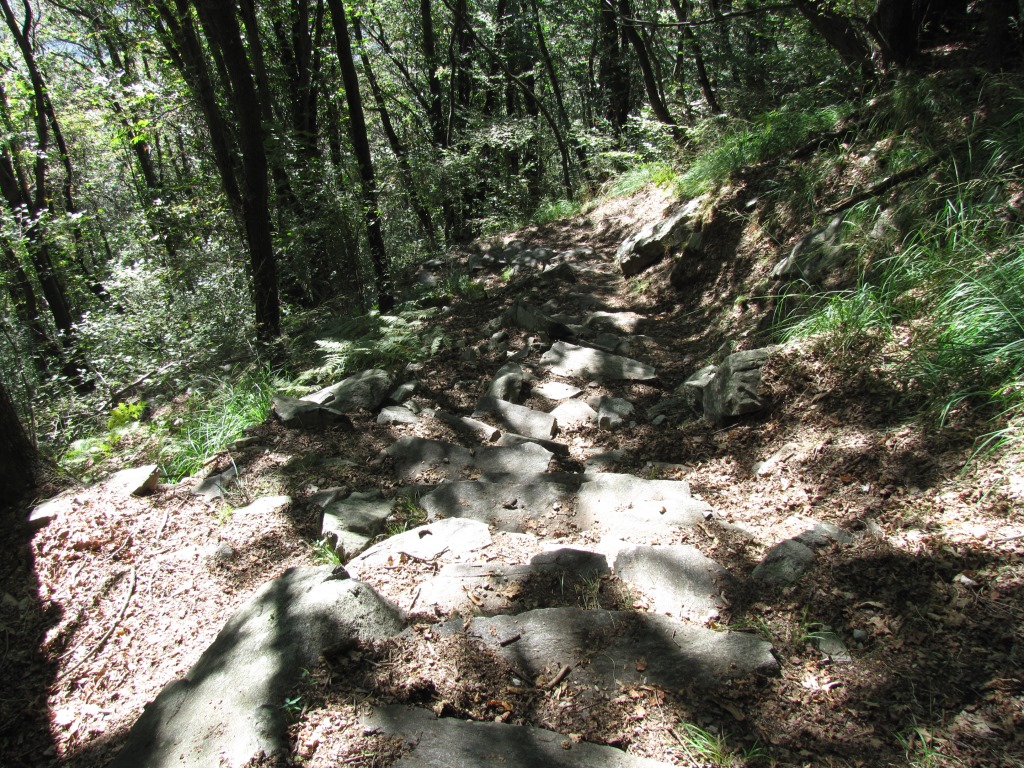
[2,187,1023,767]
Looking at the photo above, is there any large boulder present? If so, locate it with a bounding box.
[110,568,404,768]
[703,348,770,424]
[302,369,395,412]
[615,196,704,277]
[540,341,655,382]
[771,214,850,281]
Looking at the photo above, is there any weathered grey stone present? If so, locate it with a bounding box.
[646,398,690,422]
[583,448,625,471]
[540,342,655,382]
[576,473,711,540]
[616,197,704,277]
[420,474,579,533]
[388,382,417,404]
[668,231,707,289]
[501,301,574,340]
[110,568,404,768]
[613,545,730,619]
[302,369,394,413]
[192,465,241,500]
[591,332,625,352]
[474,395,558,439]
[433,411,501,442]
[598,397,634,430]
[584,311,644,334]
[485,362,525,403]
[106,464,160,497]
[675,364,718,414]
[321,491,392,560]
[445,607,777,690]
[235,495,291,517]
[387,438,551,481]
[414,548,609,615]
[793,521,853,547]
[27,492,75,529]
[347,518,493,577]
[363,705,674,768]
[533,381,582,400]
[703,349,770,424]
[377,406,420,425]
[495,432,570,457]
[771,214,850,281]
[549,399,597,429]
[812,629,852,663]
[539,261,577,284]
[752,539,816,585]
[272,396,351,430]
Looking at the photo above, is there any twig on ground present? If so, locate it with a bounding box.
[59,566,137,680]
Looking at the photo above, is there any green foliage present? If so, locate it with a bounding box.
[673,722,770,767]
[530,198,583,225]
[896,725,964,767]
[107,401,146,431]
[678,106,849,197]
[295,306,448,388]
[310,536,343,566]
[776,82,1024,451]
[160,368,274,481]
[603,162,681,199]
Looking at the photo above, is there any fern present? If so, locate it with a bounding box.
[296,307,449,386]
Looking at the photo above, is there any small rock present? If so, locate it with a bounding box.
[598,397,634,430]
[107,464,160,497]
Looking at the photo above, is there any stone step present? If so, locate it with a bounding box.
[540,341,655,382]
[575,473,713,541]
[386,436,552,481]
[363,705,675,767]
[419,472,580,533]
[436,606,778,690]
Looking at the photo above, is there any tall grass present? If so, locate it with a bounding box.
[776,93,1024,448]
[161,368,274,481]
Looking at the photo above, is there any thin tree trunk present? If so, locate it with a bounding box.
[0,376,36,507]
[616,0,677,129]
[326,0,394,311]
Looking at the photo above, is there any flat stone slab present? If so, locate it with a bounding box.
[474,396,557,439]
[106,464,160,497]
[420,473,580,533]
[377,406,419,425]
[533,381,582,400]
[363,705,674,768]
[387,437,552,481]
[110,568,404,768]
[234,495,292,517]
[540,342,655,382]
[612,544,731,620]
[272,395,351,429]
[302,368,394,412]
[322,491,392,559]
[415,548,610,615]
[550,399,598,428]
[576,473,712,540]
[346,518,493,578]
[446,607,777,690]
[584,311,645,334]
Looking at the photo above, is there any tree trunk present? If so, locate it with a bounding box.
[797,0,875,78]
[598,0,630,132]
[326,0,394,311]
[352,16,438,251]
[191,0,281,339]
[0,377,35,507]
[617,0,677,129]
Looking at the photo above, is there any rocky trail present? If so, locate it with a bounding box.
[6,189,1024,767]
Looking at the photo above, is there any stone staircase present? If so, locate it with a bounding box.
[110,234,851,767]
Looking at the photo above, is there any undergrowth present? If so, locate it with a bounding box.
[775,74,1024,452]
